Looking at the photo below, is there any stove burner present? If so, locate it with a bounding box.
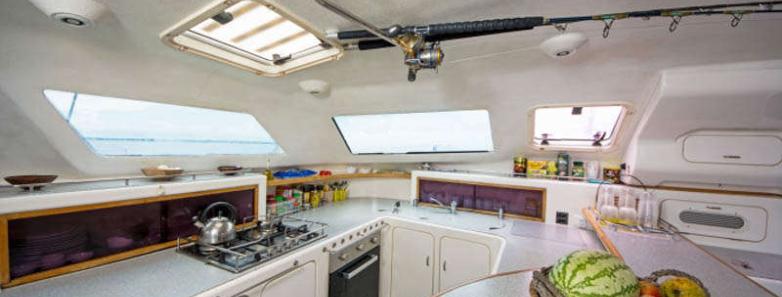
[177,217,327,273]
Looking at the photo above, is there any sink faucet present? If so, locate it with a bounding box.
[429,197,457,214]
[392,201,401,214]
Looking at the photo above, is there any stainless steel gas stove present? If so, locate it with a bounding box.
[177,215,327,273]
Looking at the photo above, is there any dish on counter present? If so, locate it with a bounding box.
[141,165,183,181]
[4,175,58,190]
[217,166,243,176]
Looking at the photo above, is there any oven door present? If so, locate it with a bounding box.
[329,247,380,297]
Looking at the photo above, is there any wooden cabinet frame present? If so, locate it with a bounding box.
[0,185,258,288]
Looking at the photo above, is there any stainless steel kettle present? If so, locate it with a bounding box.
[194,202,237,245]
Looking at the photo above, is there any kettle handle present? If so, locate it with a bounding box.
[199,202,238,224]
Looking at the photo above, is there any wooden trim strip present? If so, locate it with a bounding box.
[266,172,410,186]
[0,185,259,288]
[417,177,548,193]
[581,208,623,260]
[4,239,187,288]
[0,218,9,285]
[639,184,782,199]
[0,185,257,220]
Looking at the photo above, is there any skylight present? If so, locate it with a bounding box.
[531,104,627,149]
[333,110,494,155]
[43,89,283,156]
[162,0,342,76]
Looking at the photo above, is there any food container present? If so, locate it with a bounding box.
[546,161,558,176]
[586,160,600,180]
[603,167,621,183]
[556,152,570,176]
[527,160,548,176]
[572,161,585,177]
[513,156,527,175]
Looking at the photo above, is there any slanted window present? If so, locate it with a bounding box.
[531,104,628,149]
[162,0,342,76]
[333,110,494,155]
[43,89,283,156]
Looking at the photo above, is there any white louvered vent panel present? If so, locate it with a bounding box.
[661,199,767,242]
[679,211,745,229]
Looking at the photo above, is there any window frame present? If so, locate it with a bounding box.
[527,102,632,152]
[332,109,496,155]
[160,0,343,77]
[42,89,285,158]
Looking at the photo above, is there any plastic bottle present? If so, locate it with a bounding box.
[637,191,658,229]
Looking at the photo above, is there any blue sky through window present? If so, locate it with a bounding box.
[43,89,283,156]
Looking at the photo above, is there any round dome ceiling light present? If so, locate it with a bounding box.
[28,0,108,28]
[540,32,588,58]
[299,80,331,98]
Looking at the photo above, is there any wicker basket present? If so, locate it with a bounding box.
[530,266,710,297]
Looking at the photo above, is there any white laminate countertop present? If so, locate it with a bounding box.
[1,198,599,297]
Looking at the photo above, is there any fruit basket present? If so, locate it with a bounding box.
[530,266,711,297]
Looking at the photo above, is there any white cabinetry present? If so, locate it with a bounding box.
[259,261,317,297]
[234,261,317,297]
[438,236,491,290]
[389,227,435,297]
[382,219,503,297]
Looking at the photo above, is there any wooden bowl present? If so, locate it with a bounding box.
[4,175,58,186]
[141,167,183,181]
[217,166,243,176]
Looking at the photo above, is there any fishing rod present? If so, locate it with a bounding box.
[315,1,782,81]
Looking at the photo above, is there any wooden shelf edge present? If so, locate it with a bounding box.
[266,172,411,186]
[581,208,623,260]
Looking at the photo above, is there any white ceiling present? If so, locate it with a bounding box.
[1,0,782,178]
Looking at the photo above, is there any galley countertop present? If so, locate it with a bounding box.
[1,198,599,297]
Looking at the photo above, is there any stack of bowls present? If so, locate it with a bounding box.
[10,225,91,278]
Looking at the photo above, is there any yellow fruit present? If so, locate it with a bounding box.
[660,277,706,297]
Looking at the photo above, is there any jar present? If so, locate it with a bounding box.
[556,152,570,176]
[572,161,585,177]
[546,161,558,176]
[513,156,527,175]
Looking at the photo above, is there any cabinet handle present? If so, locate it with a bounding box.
[425,256,430,266]
[443,260,447,271]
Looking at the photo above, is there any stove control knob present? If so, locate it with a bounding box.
[356,244,366,251]
[338,253,349,261]
[370,237,379,244]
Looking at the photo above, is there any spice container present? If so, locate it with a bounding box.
[546,161,558,176]
[586,161,600,181]
[603,167,621,183]
[323,184,334,203]
[572,161,585,177]
[556,152,570,176]
[310,185,323,208]
[513,156,527,176]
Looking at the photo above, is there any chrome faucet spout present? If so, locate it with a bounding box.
[429,197,457,214]
[429,197,446,208]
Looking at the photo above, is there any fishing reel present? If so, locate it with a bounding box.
[395,33,444,82]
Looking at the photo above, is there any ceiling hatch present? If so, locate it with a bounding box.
[161,0,343,76]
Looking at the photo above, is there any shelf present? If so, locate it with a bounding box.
[266,172,411,186]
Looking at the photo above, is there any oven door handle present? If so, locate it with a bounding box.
[341,254,378,280]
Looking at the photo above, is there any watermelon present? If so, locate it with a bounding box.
[548,250,640,297]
